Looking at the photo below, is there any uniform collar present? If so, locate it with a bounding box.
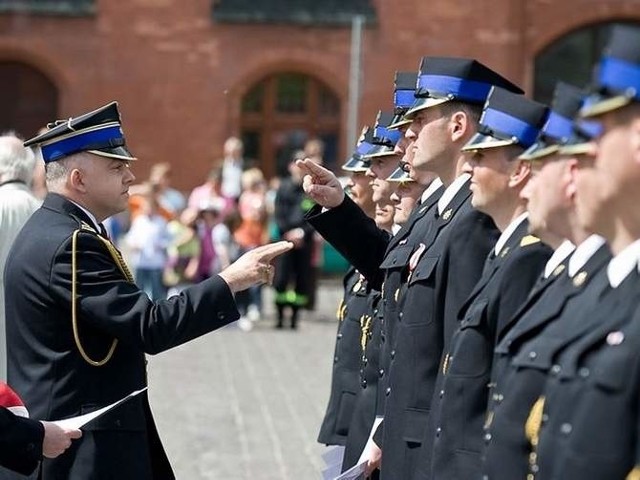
[494,212,528,255]
[567,235,607,277]
[421,177,443,204]
[608,238,640,288]
[437,173,471,215]
[544,240,575,278]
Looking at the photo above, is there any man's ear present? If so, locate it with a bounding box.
[68,168,87,193]
[449,111,470,143]
[508,159,531,189]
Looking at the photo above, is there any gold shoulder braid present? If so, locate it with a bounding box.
[71,226,133,366]
[360,314,372,351]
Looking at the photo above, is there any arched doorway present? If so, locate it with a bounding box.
[0,61,59,139]
[533,20,640,104]
[240,72,341,179]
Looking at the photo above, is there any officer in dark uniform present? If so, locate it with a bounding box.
[318,128,378,447]
[372,57,521,480]
[530,25,640,480]
[415,86,552,480]
[480,83,611,480]
[4,102,291,479]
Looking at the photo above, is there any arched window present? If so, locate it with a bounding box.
[0,61,58,139]
[240,72,341,178]
[534,20,640,104]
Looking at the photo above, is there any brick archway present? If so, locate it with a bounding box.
[239,71,342,179]
[0,60,59,139]
[531,17,640,103]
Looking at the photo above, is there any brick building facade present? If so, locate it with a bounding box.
[0,0,639,190]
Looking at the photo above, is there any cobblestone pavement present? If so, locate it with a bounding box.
[148,280,344,480]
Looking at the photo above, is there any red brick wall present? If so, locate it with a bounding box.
[0,0,638,191]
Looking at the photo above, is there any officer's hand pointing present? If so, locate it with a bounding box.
[296,158,345,208]
[219,241,293,293]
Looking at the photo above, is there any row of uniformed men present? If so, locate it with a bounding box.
[308,23,640,480]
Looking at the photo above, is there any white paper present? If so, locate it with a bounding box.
[333,459,366,480]
[321,463,342,480]
[322,445,345,466]
[357,416,384,464]
[53,387,148,429]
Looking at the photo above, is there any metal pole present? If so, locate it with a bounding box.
[347,15,364,154]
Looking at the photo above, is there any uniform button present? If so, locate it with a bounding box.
[385,387,391,396]
[484,433,492,442]
[337,333,343,339]
[560,423,572,435]
[439,389,444,398]
[482,476,489,480]
[374,309,378,315]
[436,427,441,437]
[542,413,549,423]
[218,312,226,320]
[528,351,537,359]
[399,312,403,319]
[531,464,540,473]
[363,357,368,366]
[334,356,338,363]
[379,369,385,377]
[578,367,590,378]
[362,380,367,388]
[551,364,561,375]
[391,350,396,359]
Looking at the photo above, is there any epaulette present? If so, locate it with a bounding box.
[520,235,541,247]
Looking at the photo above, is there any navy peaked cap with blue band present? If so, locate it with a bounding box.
[24,102,136,163]
[558,119,603,156]
[581,24,640,118]
[520,82,585,160]
[462,86,549,152]
[389,71,418,130]
[343,126,376,172]
[365,111,402,158]
[405,57,523,118]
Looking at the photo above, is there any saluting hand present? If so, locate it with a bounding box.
[296,158,345,208]
[219,241,293,293]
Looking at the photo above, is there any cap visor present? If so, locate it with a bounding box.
[88,146,137,161]
[558,142,597,157]
[387,167,413,182]
[404,96,450,120]
[364,145,397,158]
[519,141,560,161]
[580,95,632,118]
[461,132,517,152]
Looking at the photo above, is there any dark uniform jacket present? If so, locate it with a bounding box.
[534,269,640,480]
[318,267,371,445]
[342,290,382,472]
[380,184,499,480]
[418,218,551,480]
[5,194,240,480]
[0,407,44,475]
[482,243,610,480]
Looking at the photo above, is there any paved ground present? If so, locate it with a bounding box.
[148,280,344,480]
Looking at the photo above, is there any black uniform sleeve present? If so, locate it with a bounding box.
[0,407,44,475]
[306,196,390,290]
[50,232,240,355]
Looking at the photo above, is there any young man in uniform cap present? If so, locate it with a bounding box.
[414,86,553,480]
[480,84,611,480]
[530,24,640,480]
[318,127,377,451]
[4,102,291,479]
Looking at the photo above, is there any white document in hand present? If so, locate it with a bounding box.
[53,387,148,430]
[333,459,366,480]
